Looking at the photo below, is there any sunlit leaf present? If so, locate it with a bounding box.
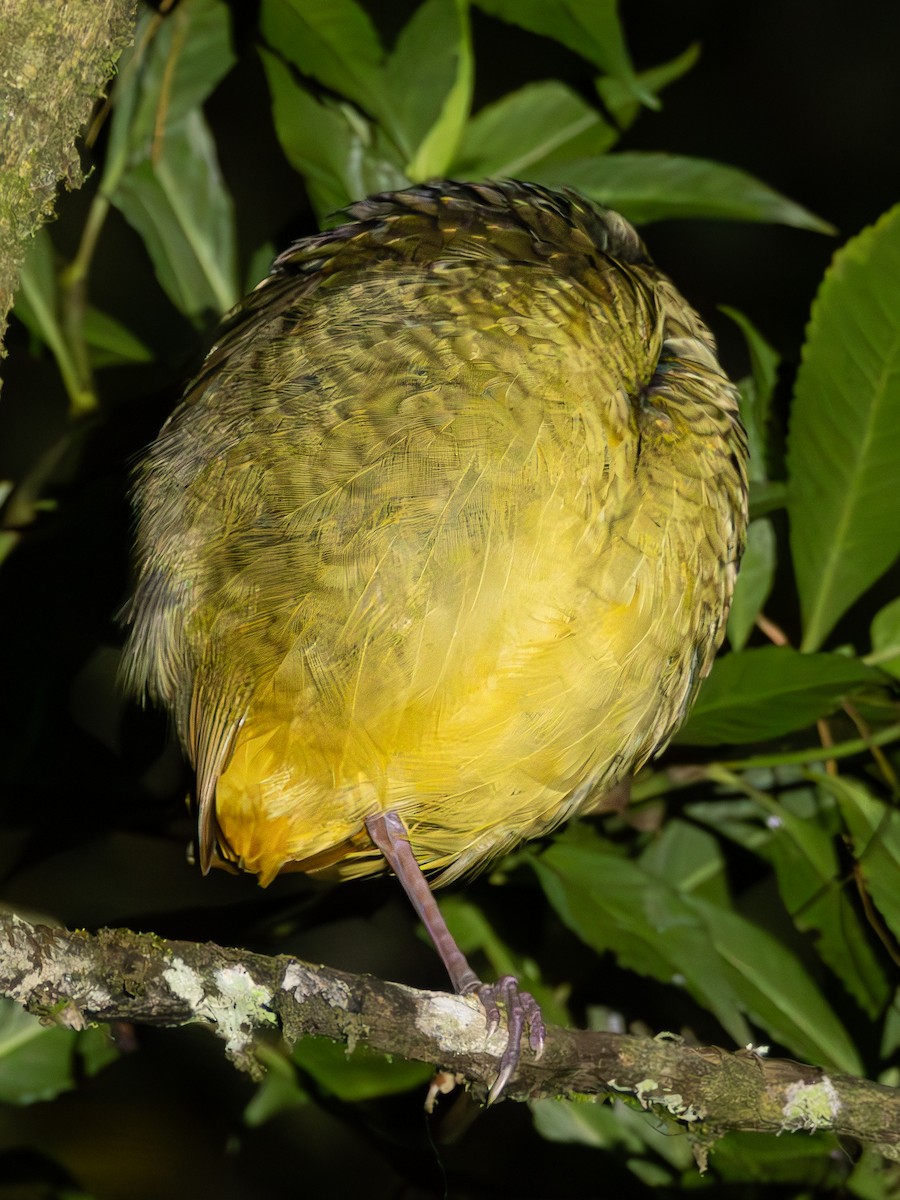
[677,646,883,745]
[453,81,617,179]
[788,204,900,650]
[530,153,834,229]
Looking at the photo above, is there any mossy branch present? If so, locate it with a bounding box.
[0,913,896,1159]
[0,0,137,358]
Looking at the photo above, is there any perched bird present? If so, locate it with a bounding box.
[124,180,747,1098]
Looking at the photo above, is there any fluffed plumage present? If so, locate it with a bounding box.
[125,179,747,892]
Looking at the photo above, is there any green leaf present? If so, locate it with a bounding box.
[13,230,93,412]
[260,48,408,221]
[686,895,860,1072]
[291,1037,432,1101]
[869,596,900,677]
[533,833,753,1047]
[243,241,276,295]
[259,0,408,153]
[112,109,239,319]
[676,646,883,745]
[710,1131,848,1187]
[529,153,834,229]
[0,1001,76,1105]
[533,830,861,1071]
[789,205,900,650]
[638,819,730,907]
[76,1025,120,1078]
[81,307,153,366]
[818,775,900,945]
[474,0,654,107]
[722,306,780,474]
[389,0,473,179]
[103,0,239,319]
[596,43,700,131]
[244,1045,309,1126]
[727,518,776,650]
[690,790,889,1018]
[532,1097,695,1177]
[748,479,786,519]
[105,0,236,190]
[452,81,617,179]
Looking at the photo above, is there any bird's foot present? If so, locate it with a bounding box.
[465,975,545,1104]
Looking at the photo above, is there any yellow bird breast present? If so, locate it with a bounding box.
[125,181,748,888]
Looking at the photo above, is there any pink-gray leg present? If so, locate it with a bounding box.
[366,810,544,1103]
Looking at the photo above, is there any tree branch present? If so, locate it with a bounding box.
[1,914,897,1157]
[0,0,137,357]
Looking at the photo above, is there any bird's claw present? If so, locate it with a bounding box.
[467,975,545,1104]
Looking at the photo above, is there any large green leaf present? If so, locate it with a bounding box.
[0,1002,75,1105]
[388,0,473,179]
[452,81,617,179]
[259,0,408,153]
[530,153,833,229]
[105,0,235,187]
[113,110,239,319]
[81,307,153,366]
[689,791,889,1018]
[788,204,900,650]
[533,829,861,1072]
[0,1002,116,1106]
[532,1097,695,1183]
[676,646,883,745]
[104,0,239,319]
[260,48,407,221]
[473,0,653,106]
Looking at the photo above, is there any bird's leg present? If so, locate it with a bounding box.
[365,809,545,1103]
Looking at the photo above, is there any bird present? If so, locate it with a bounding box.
[124,179,748,1100]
